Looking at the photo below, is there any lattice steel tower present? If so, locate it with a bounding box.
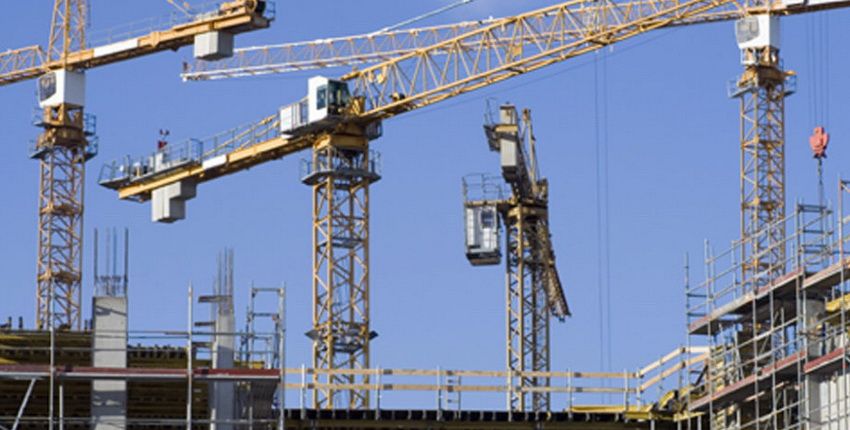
[731,16,792,288]
[34,0,94,330]
[303,126,380,409]
[505,196,555,412]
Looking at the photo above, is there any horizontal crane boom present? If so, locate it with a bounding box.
[0,0,273,86]
[344,0,850,119]
[182,0,850,84]
[103,0,850,203]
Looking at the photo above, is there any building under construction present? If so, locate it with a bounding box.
[2,0,850,429]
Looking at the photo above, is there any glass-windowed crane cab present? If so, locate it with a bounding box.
[308,76,351,124]
[37,70,86,108]
[281,76,354,136]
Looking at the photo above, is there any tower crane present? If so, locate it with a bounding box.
[98,0,850,412]
[463,104,569,412]
[0,0,272,331]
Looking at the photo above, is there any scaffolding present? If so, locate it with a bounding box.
[0,282,288,429]
[684,179,850,430]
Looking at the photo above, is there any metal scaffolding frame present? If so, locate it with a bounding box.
[241,284,287,429]
[685,179,850,430]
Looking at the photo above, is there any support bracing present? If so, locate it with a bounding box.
[34,103,94,330]
[734,45,790,288]
[505,204,551,412]
[304,131,379,409]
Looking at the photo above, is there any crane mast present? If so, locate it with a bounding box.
[464,104,569,412]
[33,0,92,330]
[732,16,789,289]
[303,125,380,409]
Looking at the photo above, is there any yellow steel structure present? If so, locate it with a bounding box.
[0,0,272,330]
[182,19,499,81]
[504,111,567,413]
[732,45,791,288]
[303,127,379,409]
[110,0,850,202]
[0,1,272,86]
[466,105,570,411]
[100,0,850,412]
[34,99,92,331]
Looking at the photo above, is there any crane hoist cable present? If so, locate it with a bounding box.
[593,47,613,378]
[370,0,478,35]
[166,0,193,18]
[804,12,831,212]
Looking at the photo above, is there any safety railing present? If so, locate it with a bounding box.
[686,202,839,334]
[299,148,382,184]
[462,173,508,203]
[28,110,99,161]
[87,1,276,49]
[0,324,704,416]
[727,72,797,98]
[99,113,279,188]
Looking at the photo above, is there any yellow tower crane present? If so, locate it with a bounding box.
[0,0,272,331]
[463,104,569,412]
[98,0,850,412]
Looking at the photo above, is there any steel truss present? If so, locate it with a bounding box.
[735,47,789,289]
[505,204,552,412]
[304,132,379,409]
[34,103,92,330]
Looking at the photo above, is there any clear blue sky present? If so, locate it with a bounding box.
[1,0,849,408]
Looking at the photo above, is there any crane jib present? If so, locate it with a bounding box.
[106,0,850,203]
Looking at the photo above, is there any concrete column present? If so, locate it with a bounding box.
[211,308,235,429]
[91,296,128,430]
